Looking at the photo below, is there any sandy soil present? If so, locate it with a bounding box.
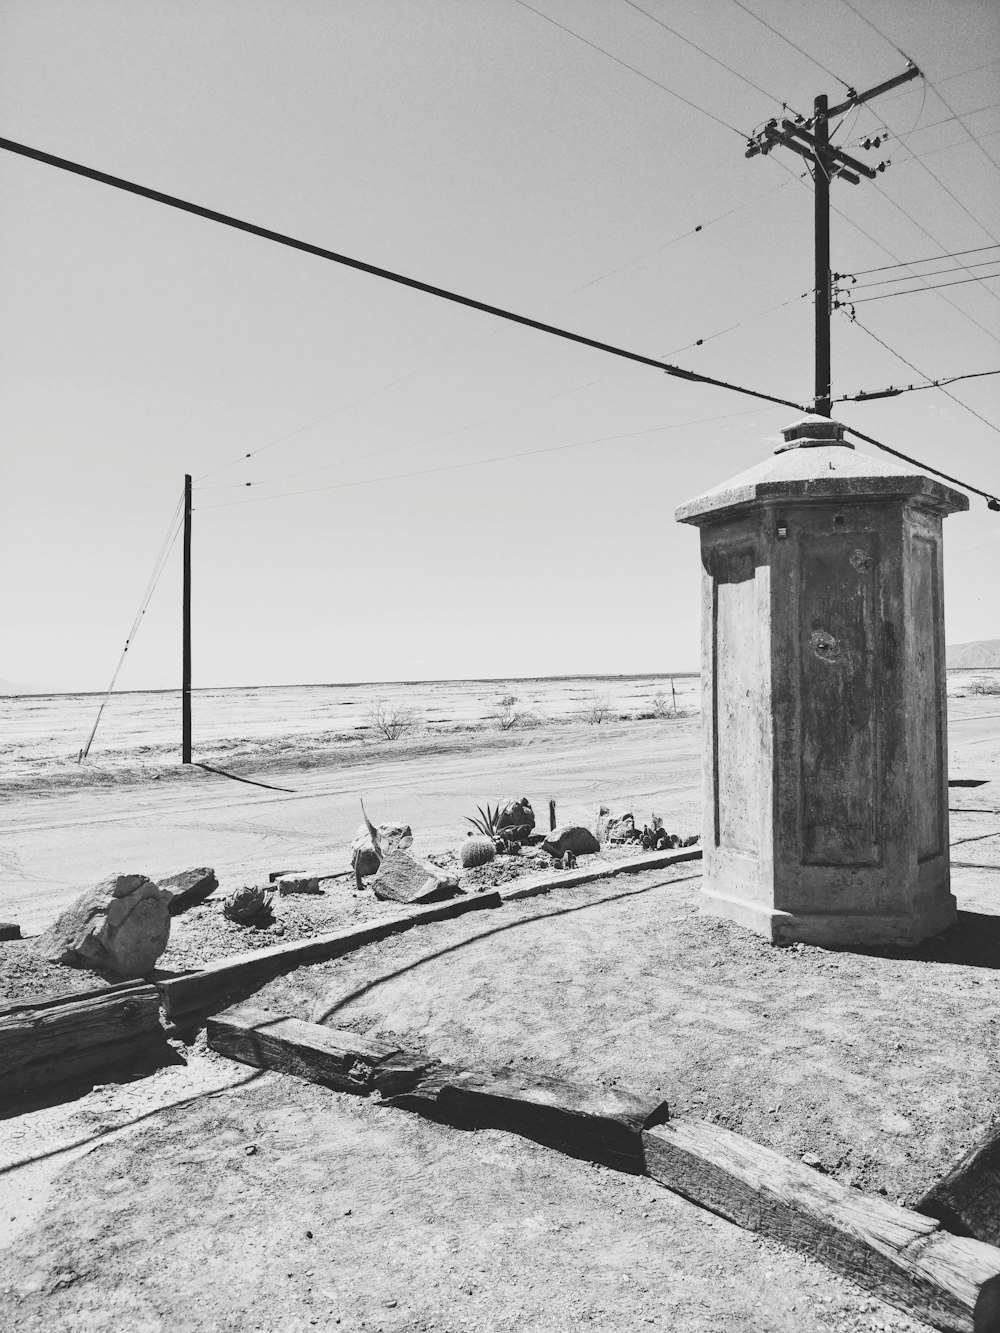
[1,700,998,1332]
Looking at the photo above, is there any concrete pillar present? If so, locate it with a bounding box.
[675,417,967,947]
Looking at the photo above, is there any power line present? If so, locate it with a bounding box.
[836,0,911,63]
[842,422,999,507]
[838,0,1000,176]
[843,269,1000,301]
[836,368,1000,402]
[200,287,811,497]
[726,0,853,91]
[927,73,1000,175]
[843,311,1000,440]
[839,243,1000,278]
[196,406,785,510]
[844,258,1000,289]
[618,0,801,116]
[0,136,809,416]
[767,150,1000,346]
[196,177,796,487]
[511,0,747,138]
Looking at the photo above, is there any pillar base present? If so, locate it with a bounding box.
[700,886,957,949]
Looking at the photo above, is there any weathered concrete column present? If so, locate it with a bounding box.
[675,417,967,947]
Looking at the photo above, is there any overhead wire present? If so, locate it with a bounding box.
[842,310,1000,440]
[726,0,854,91]
[618,0,804,116]
[195,406,787,510]
[510,0,748,138]
[78,491,185,760]
[766,148,1000,346]
[836,368,1000,402]
[198,177,797,487]
[843,269,1000,301]
[840,243,1000,278]
[847,258,1000,288]
[0,136,811,416]
[198,286,811,496]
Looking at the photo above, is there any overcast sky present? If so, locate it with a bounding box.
[1,0,998,693]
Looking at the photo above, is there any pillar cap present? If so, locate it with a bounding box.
[776,416,852,452]
[675,419,969,525]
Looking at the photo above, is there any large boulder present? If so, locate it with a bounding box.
[372,849,460,905]
[542,826,601,858]
[36,874,171,978]
[159,866,218,916]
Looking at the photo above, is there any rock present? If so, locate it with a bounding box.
[497,798,535,838]
[35,873,171,978]
[542,826,601,857]
[801,1152,823,1170]
[351,817,413,886]
[604,813,636,845]
[276,874,322,895]
[159,867,218,916]
[0,922,22,941]
[372,849,461,905]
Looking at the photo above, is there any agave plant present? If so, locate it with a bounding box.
[223,883,274,925]
[464,802,503,838]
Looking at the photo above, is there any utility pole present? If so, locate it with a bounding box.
[745,64,920,417]
[182,473,192,764]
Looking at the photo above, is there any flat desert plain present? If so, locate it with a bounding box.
[1,683,999,1332]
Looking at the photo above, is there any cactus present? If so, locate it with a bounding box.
[223,883,274,925]
[460,836,496,869]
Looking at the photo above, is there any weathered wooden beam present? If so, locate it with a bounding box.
[918,1127,1000,1247]
[389,1069,669,1174]
[206,1004,433,1095]
[1,980,164,1105]
[157,891,502,1021]
[644,1119,1000,1333]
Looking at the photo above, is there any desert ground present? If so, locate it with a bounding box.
[1,680,999,1332]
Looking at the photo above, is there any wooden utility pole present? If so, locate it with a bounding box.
[182,473,192,764]
[745,64,921,416]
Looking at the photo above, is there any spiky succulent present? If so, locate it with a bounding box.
[465,802,503,837]
[223,884,274,925]
[460,836,496,869]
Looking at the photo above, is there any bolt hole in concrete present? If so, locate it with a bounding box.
[833,513,845,526]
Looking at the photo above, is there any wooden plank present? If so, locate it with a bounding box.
[206,1004,433,1096]
[158,891,502,1020]
[0,983,161,1071]
[917,1126,1000,1246]
[1,982,165,1106]
[389,1068,669,1175]
[644,1119,1000,1333]
[0,977,148,1019]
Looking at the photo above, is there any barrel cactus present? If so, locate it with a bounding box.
[223,883,274,925]
[460,836,496,869]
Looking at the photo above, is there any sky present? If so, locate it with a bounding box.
[1,0,998,693]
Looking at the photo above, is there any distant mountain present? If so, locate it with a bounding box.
[0,677,30,696]
[947,640,1000,669]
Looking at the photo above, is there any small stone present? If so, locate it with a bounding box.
[801,1152,822,1169]
[158,867,218,915]
[245,1144,258,1156]
[277,874,322,896]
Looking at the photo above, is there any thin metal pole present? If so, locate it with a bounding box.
[813,94,832,417]
[182,473,192,764]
